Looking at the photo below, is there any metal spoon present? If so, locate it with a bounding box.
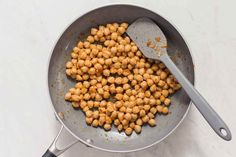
[126,17,232,141]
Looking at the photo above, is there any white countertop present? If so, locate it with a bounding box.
[0,0,235,156]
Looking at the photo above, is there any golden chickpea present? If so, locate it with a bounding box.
[154,100,160,106]
[83,93,90,100]
[118,112,124,121]
[110,32,118,40]
[115,77,123,84]
[143,105,151,112]
[164,98,171,106]
[147,112,154,119]
[131,46,138,52]
[117,124,123,132]
[162,90,169,97]
[104,124,111,131]
[98,116,105,126]
[87,101,94,108]
[117,44,125,52]
[104,27,110,36]
[150,107,157,115]
[117,26,125,34]
[136,98,143,105]
[154,91,161,99]
[103,69,110,77]
[95,94,103,101]
[143,73,151,80]
[115,101,123,108]
[134,125,142,134]
[158,80,165,87]
[119,23,128,29]
[148,119,156,126]
[83,106,89,112]
[111,111,118,120]
[113,119,119,126]
[135,74,143,82]
[150,85,157,92]
[105,116,112,124]
[124,44,131,52]
[65,92,71,100]
[119,106,126,112]
[93,111,99,119]
[140,81,148,89]
[161,106,169,114]
[91,28,98,35]
[71,95,80,101]
[125,127,133,136]
[86,117,93,125]
[138,92,145,99]
[103,91,110,99]
[160,95,165,102]
[121,119,129,126]
[91,119,99,127]
[66,69,72,76]
[132,106,140,114]
[116,87,123,93]
[160,71,167,80]
[139,110,146,117]
[131,113,138,121]
[156,105,163,113]
[142,115,149,123]
[136,118,143,126]
[87,35,94,43]
[146,79,153,86]
[149,98,156,106]
[107,77,115,84]
[124,113,132,121]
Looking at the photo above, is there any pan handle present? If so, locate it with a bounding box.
[42,125,78,157]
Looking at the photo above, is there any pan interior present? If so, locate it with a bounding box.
[48,5,194,152]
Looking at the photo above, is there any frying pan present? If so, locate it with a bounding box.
[43,4,195,157]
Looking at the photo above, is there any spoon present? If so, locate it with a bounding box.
[126,17,231,141]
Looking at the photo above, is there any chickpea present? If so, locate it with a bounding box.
[136,98,143,105]
[149,98,156,106]
[91,28,98,35]
[103,91,110,99]
[136,118,143,126]
[107,77,115,84]
[143,105,151,112]
[130,106,139,114]
[99,116,105,126]
[115,77,123,84]
[93,111,99,119]
[86,117,93,125]
[104,124,111,131]
[117,124,123,132]
[148,119,156,126]
[156,105,163,113]
[150,85,157,92]
[71,95,80,101]
[160,95,165,102]
[162,90,169,97]
[115,101,123,108]
[117,44,125,52]
[139,110,146,117]
[131,113,138,121]
[158,80,165,87]
[118,26,125,34]
[147,79,154,86]
[147,112,154,119]
[162,107,169,114]
[87,35,94,43]
[124,113,132,121]
[118,112,124,121]
[142,115,149,123]
[125,127,133,136]
[92,119,99,127]
[124,44,131,52]
[65,92,71,100]
[150,107,157,115]
[87,101,94,108]
[103,69,110,77]
[116,87,123,93]
[121,119,129,126]
[154,91,161,99]
[113,119,120,126]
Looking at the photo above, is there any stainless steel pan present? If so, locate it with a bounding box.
[43,4,195,157]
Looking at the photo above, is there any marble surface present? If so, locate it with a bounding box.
[0,0,235,156]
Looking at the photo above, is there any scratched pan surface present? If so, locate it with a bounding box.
[48,5,194,152]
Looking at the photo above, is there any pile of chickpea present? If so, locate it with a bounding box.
[64,22,181,136]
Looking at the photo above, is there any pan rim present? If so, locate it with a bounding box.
[46,3,196,153]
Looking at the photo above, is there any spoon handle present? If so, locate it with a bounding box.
[160,54,231,141]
